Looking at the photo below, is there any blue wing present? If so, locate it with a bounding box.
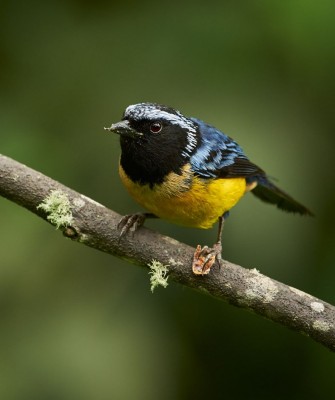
[189,118,264,179]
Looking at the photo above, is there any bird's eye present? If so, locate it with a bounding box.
[150,122,162,133]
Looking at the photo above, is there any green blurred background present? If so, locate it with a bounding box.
[1,0,335,399]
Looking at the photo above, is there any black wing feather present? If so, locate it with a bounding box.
[251,177,313,216]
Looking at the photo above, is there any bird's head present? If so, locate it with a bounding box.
[105,103,200,185]
[105,103,199,158]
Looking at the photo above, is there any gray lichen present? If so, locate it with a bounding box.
[312,320,332,332]
[244,268,279,304]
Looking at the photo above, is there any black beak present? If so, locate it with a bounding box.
[104,120,143,138]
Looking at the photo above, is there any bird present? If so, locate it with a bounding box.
[105,103,313,275]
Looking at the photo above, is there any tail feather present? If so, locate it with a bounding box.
[251,176,313,216]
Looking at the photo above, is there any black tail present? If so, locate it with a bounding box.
[251,176,313,216]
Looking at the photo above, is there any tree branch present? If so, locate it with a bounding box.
[0,153,334,351]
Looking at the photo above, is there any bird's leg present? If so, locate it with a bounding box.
[192,214,226,275]
[118,212,157,237]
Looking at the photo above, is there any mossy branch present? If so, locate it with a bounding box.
[0,153,334,351]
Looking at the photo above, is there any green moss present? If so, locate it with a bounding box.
[37,190,73,229]
[148,260,169,293]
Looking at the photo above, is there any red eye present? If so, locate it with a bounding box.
[150,122,162,133]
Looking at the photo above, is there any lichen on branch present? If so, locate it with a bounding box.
[37,189,73,229]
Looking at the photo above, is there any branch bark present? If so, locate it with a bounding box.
[0,153,334,351]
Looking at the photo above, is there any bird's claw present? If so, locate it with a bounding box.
[118,213,147,237]
[192,243,222,275]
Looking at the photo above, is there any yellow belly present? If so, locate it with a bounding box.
[119,164,247,229]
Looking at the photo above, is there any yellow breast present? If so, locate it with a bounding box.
[119,164,247,229]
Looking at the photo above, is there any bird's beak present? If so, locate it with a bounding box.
[104,120,143,138]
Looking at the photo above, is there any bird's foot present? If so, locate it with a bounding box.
[117,213,147,236]
[192,242,222,275]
